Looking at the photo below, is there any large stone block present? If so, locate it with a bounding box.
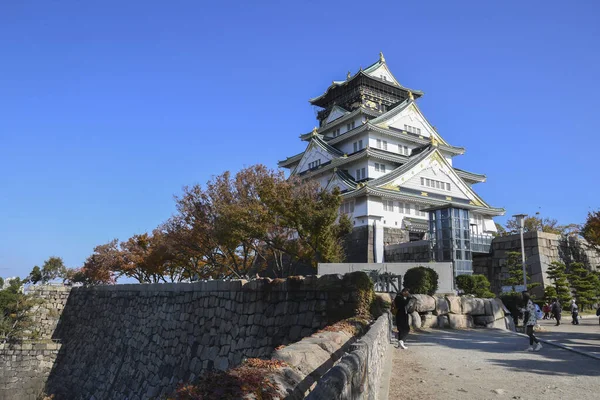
[446,295,462,314]
[461,297,486,316]
[420,313,438,329]
[412,294,436,313]
[435,296,449,315]
[448,314,474,329]
[437,315,449,328]
[409,312,421,329]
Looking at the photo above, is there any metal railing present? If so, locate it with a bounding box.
[470,234,494,253]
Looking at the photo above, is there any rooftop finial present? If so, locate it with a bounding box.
[408,91,414,101]
[347,71,351,80]
[379,51,385,62]
[312,127,318,136]
[431,135,439,147]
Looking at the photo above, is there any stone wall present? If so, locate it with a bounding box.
[44,275,364,399]
[304,314,390,400]
[344,225,372,263]
[26,285,71,340]
[384,240,431,262]
[0,342,61,400]
[474,231,600,296]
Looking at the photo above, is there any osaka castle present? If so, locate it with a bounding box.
[278,53,505,272]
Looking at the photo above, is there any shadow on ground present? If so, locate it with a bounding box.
[409,328,600,377]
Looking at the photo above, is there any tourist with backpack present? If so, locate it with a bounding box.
[521,292,542,352]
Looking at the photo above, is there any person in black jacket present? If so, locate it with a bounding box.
[394,288,414,350]
[551,299,562,326]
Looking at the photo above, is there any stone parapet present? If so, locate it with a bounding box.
[304,314,390,400]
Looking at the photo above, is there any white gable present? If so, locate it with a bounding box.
[326,172,354,192]
[383,103,434,138]
[365,64,399,86]
[376,151,486,207]
[294,142,337,175]
[325,106,349,124]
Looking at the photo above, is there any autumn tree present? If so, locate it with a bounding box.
[505,215,565,235]
[168,165,351,279]
[546,261,571,305]
[582,210,600,252]
[79,240,121,285]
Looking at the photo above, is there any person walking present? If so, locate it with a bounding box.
[551,298,562,326]
[522,291,542,352]
[571,299,580,325]
[542,303,550,320]
[394,287,414,350]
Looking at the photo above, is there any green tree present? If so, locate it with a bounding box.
[582,210,600,252]
[0,278,40,343]
[404,266,439,295]
[546,261,571,305]
[502,251,539,294]
[27,266,42,284]
[41,257,67,283]
[456,274,495,298]
[493,223,507,237]
[568,262,595,310]
[543,286,557,304]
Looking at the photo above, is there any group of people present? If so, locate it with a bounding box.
[392,288,591,352]
[541,299,580,325]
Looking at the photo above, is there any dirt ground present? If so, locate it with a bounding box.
[387,328,600,400]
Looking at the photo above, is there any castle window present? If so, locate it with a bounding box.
[383,200,394,212]
[307,159,321,170]
[353,139,364,152]
[404,124,422,135]
[340,201,355,215]
[399,145,410,155]
[355,168,366,180]
[421,177,450,191]
[376,139,388,150]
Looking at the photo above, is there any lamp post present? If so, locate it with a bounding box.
[513,213,528,287]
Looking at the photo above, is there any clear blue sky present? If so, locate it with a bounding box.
[1,1,599,278]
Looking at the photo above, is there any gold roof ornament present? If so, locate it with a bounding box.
[431,135,439,147]
[347,71,352,80]
[311,127,318,136]
[408,91,414,101]
[379,51,386,62]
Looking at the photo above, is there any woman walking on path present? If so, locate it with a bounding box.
[551,298,562,326]
[394,288,414,350]
[522,292,542,352]
[571,299,580,325]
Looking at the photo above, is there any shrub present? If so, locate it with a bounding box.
[403,266,439,295]
[171,358,286,400]
[456,274,495,298]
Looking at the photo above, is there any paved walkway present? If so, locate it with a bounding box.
[387,328,600,400]
[535,315,600,358]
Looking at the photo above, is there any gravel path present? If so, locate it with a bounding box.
[388,328,600,400]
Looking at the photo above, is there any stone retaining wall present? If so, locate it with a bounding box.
[0,342,61,400]
[43,274,364,399]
